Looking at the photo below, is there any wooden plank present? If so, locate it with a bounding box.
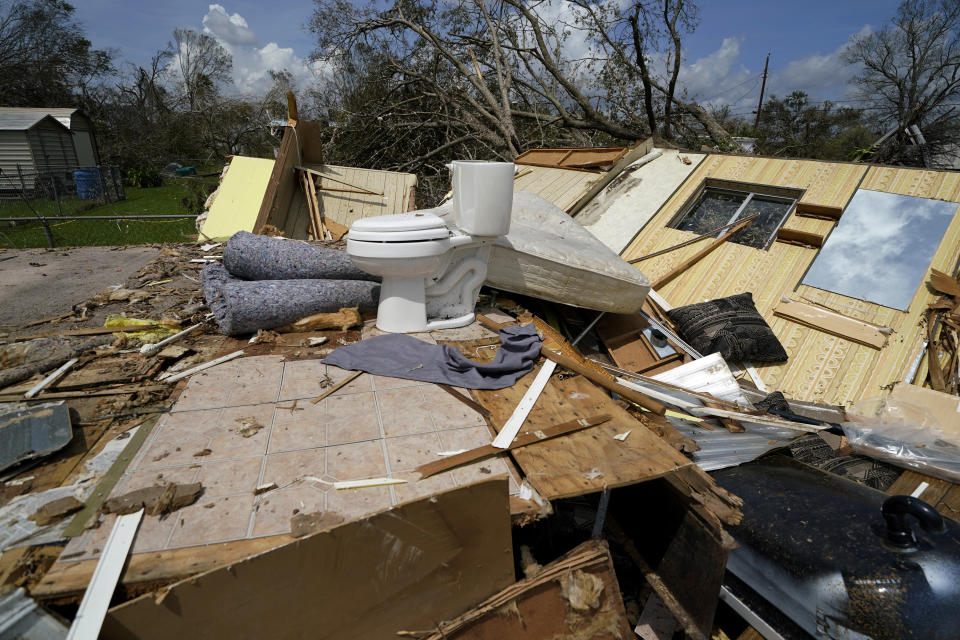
[773,297,889,349]
[0,384,168,403]
[415,539,631,640]
[102,479,514,640]
[311,370,363,404]
[887,470,953,506]
[795,201,843,219]
[651,216,754,290]
[34,534,297,600]
[299,171,320,240]
[492,360,557,448]
[67,510,144,639]
[775,227,825,248]
[414,414,611,479]
[305,172,328,240]
[19,325,174,340]
[929,268,960,297]
[543,347,667,415]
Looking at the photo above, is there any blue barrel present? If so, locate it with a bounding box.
[73,168,102,199]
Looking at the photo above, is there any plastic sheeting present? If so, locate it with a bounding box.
[844,385,960,483]
[202,263,379,336]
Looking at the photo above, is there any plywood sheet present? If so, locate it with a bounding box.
[309,164,418,227]
[464,350,692,500]
[103,479,514,640]
[199,157,275,241]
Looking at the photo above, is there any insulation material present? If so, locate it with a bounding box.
[201,263,379,336]
[198,157,275,241]
[222,231,376,282]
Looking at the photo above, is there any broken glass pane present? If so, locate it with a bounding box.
[675,190,745,235]
[733,197,794,249]
[801,189,957,310]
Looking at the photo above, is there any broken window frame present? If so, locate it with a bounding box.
[668,179,802,251]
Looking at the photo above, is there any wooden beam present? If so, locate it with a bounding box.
[414,414,611,479]
[296,166,382,195]
[650,216,754,291]
[795,201,843,220]
[299,171,320,240]
[542,347,667,415]
[775,227,825,248]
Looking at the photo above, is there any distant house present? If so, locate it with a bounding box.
[0,107,101,191]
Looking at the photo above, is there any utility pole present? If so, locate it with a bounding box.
[754,53,770,131]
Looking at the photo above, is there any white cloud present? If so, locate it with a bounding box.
[676,26,873,110]
[679,37,753,105]
[202,4,258,47]
[197,4,324,96]
[768,26,871,101]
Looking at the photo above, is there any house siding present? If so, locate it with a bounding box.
[621,155,960,406]
[0,130,35,184]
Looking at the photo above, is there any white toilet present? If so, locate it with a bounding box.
[347,161,514,333]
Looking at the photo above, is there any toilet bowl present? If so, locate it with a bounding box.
[346,161,514,333]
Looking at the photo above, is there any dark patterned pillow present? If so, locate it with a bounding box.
[666,292,788,362]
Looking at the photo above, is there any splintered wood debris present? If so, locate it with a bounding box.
[102,482,203,517]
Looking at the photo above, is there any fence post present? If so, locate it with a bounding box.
[15,163,54,248]
[98,165,108,203]
[52,175,63,217]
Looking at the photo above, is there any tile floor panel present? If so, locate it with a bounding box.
[61,353,527,564]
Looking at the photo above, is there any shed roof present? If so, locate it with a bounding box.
[0,108,79,130]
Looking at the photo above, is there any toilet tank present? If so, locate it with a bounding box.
[450,161,514,236]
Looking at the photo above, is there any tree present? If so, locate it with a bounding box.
[0,0,112,106]
[845,0,960,164]
[307,0,736,202]
[755,91,873,160]
[168,27,232,111]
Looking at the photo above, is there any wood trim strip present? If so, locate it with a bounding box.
[773,297,889,349]
[795,201,843,219]
[775,227,825,248]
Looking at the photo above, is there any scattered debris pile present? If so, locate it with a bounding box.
[2,125,960,639]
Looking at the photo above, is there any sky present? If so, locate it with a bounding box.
[72,0,904,105]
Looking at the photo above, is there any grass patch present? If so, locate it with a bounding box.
[0,178,217,248]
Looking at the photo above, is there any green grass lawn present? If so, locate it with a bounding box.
[0,177,217,249]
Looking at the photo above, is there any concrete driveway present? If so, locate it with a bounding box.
[0,246,159,327]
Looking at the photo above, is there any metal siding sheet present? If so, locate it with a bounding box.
[618,156,960,405]
[0,130,35,180]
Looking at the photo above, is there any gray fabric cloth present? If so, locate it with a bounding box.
[323,324,541,390]
[223,231,378,282]
[201,263,379,336]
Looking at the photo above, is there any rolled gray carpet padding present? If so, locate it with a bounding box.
[222,231,378,282]
[202,263,380,336]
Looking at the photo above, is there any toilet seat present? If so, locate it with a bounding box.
[349,212,449,242]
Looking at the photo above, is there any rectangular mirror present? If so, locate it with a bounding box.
[801,189,957,310]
